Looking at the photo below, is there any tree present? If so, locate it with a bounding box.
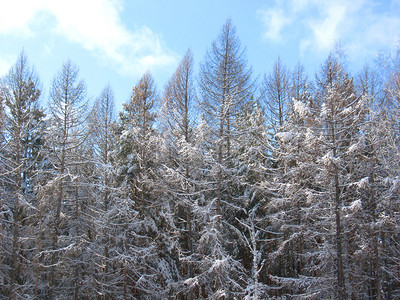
[262,56,290,132]
[314,46,347,109]
[111,71,179,298]
[115,71,157,213]
[197,18,255,296]
[265,96,323,297]
[40,60,91,299]
[162,49,196,146]
[310,60,365,299]
[356,64,381,110]
[380,50,400,136]
[89,85,116,297]
[0,52,44,298]
[319,73,364,299]
[0,80,5,140]
[199,17,253,215]
[160,49,197,270]
[265,52,371,299]
[293,54,365,299]
[361,51,400,298]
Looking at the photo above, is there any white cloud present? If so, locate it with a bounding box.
[257,8,291,41]
[0,1,38,36]
[308,3,347,51]
[0,0,177,74]
[291,0,312,13]
[260,0,400,60]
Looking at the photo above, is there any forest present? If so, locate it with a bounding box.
[1,19,400,299]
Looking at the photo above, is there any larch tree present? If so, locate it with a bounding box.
[115,71,158,213]
[356,64,382,111]
[383,51,400,135]
[198,17,253,216]
[373,49,400,298]
[89,85,116,297]
[2,19,400,300]
[197,18,254,297]
[160,49,199,284]
[233,101,271,299]
[111,71,178,299]
[266,53,368,299]
[264,85,327,297]
[40,60,90,299]
[290,62,312,107]
[0,80,4,140]
[316,63,366,299]
[314,48,346,110]
[0,52,44,299]
[262,56,290,132]
[349,64,386,299]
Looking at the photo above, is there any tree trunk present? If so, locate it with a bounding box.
[335,170,346,299]
[370,172,382,300]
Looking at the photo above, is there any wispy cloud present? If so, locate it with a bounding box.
[307,3,347,51]
[257,0,400,59]
[257,8,291,41]
[0,0,177,75]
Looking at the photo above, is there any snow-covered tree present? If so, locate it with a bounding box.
[266,53,372,299]
[318,73,366,299]
[88,85,116,297]
[265,96,323,297]
[160,49,199,282]
[38,60,92,299]
[196,18,257,297]
[110,71,180,298]
[0,52,44,298]
[1,20,400,300]
[199,18,253,215]
[114,71,158,213]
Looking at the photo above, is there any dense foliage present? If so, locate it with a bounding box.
[1,20,400,299]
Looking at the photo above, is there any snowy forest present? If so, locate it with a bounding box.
[1,19,400,299]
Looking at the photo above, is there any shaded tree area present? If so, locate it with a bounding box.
[1,20,400,299]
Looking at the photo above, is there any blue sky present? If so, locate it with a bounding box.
[1,0,399,110]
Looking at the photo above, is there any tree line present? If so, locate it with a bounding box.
[1,19,400,299]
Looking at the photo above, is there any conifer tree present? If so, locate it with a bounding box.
[199,18,253,216]
[0,52,44,298]
[197,18,255,297]
[160,49,199,285]
[89,85,116,297]
[41,60,91,299]
[111,71,179,298]
[262,56,290,131]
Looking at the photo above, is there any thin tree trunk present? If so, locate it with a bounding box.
[217,127,223,215]
[10,130,22,299]
[49,113,67,297]
[331,123,346,299]
[74,175,80,300]
[370,172,382,300]
[335,170,346,299]
[34,204,43,297]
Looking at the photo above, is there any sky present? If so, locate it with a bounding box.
[0,0,400,111]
